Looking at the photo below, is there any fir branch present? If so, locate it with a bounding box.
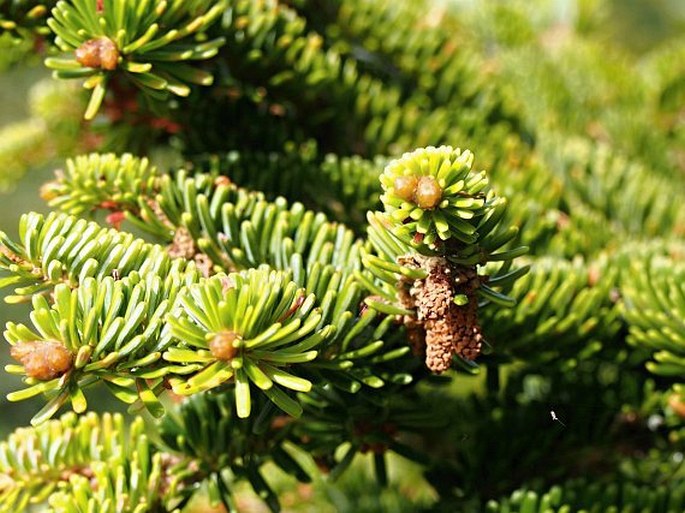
[218,0,359,116]
[3,271,194,424]
[44,0,226,119]
[303,0,502,111]
[5,157,419,420]
[42,152,158,216]
[0,211,193,303]
[166,268,333,418]
[42,153,369,277]
[361,146,528,373]
[486,475,685,513]
[0,210,408,421]
[42,149,528,378]
[539,134,685,239]
[293,384,439,483]
[192,142,384,226]
[622,255,685,378]
[1,2,684,512]
[0,412,192,513]
[482,256,622,366]
[158,392,313,512]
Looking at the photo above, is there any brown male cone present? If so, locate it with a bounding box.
[398,255,483,373]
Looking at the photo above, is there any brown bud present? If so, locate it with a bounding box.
[75,39,101,68]
[393,175,418,202]
[75,37,119,70]
[11,341,73,381]
[209,331,240,360]
[98,37,119,70]
[415,176,442,209]
[668,394,685,419]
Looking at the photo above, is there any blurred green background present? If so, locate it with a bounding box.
[0,66,51,436]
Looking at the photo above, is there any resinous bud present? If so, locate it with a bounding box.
[393,175,418,202]
[415,176,442,209]
[10,341,73,381]
[76,37,119,70]
[209,331,240,360]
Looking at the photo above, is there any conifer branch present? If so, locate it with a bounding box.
[0,211,193,303]
[192,143,384,226]
[1,2,680,509]
[486,475,685,513]
[361,146,528,372]
[540,134,685,239]
[622,255,685,378]
[44,0,226,119]
[0,1,51,40]
[482,256,622,366]
[0,412,194,512]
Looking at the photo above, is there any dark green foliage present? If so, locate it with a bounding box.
[191,143,384,227]
[485,476,685,513]
[481,256,621,366]
[0,1,51,40]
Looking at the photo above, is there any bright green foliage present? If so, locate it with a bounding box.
[45,0,226,118]
[0,412,186,513]
[150,170,368,276]
[0,147,519,504]
[167,269,331,417]
[362,147,528,320]
[0,0,683,512]
[43,152,158,214]
[623,257,685,377]
[0,211,193,302]
[380,146,493,251]
[4,272,183,423]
